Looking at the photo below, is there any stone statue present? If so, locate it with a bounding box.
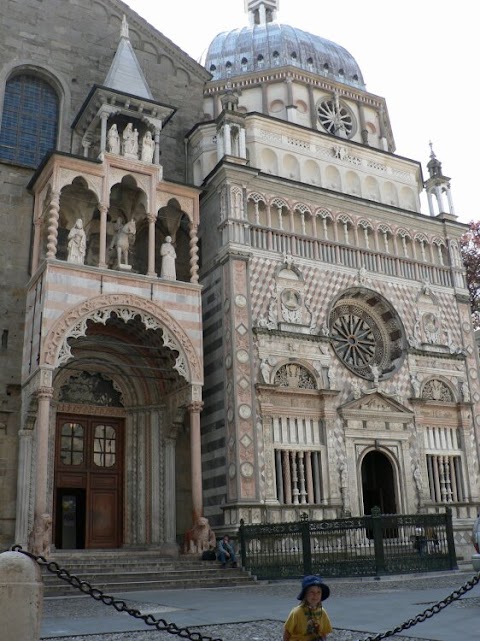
[160,235,177,280]
[28,513,52,557]
[183,516,216,554]
[351,379,362,399]
[122,123,139,158]
[410,374,421,398]
[141,130,155,163]
[67,218,86,264]
[110,219,136,267]
[107,124,120,154]
[260,358,271,384]
[327,366,336,389]
[370,364,381,386]
[461,380,470,403]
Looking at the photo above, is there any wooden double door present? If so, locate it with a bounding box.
[54,414,124,549]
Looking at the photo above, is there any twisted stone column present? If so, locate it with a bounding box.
[45,191,60,259]
[189,222,199,284]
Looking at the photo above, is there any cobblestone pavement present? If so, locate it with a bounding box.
[41,571,478,641]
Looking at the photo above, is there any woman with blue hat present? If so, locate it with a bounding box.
[283,575,332,641]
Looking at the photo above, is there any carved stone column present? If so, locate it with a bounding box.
[98,203,108,268]
[147,213,156,277]
[45,191,60,259]
[154,128,161,165]
[188,401,204,522]
[30,386,54,556]
[99,112,109,154]
[14,428,34,546]
[31,219,42,273]
[189,222,200,284]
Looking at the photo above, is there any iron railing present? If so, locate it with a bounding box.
[239,508,457,579]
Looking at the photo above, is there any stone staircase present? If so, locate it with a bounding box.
[42,549,256,597]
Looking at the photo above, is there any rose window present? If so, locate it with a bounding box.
[329,290,406,380]
[317,99,354,138]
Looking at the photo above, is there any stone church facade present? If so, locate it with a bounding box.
[0,0,479,560]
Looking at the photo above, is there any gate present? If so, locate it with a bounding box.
[239,508,457,579]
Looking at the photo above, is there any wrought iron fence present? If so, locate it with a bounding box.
[239,507,457,579]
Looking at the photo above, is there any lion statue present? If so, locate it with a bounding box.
[28,513,52,558]
[183,516,216,555]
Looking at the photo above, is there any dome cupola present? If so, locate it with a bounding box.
[205,0,365,89]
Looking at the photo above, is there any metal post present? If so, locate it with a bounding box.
[371,506,386,576]
[445,507,458,570]
[239,519,247,569]
[300,513,312,576]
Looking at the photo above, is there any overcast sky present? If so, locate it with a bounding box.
[125,0,476,226]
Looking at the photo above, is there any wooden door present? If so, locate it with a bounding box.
[54,414,123,549]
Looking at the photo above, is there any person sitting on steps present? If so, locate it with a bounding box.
[217,534,237,568]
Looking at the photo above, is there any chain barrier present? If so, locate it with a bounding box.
[10,545,223,641]
[355,569,480,641]
[7,545,480,641]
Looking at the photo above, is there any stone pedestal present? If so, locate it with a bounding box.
[0,551,43,641]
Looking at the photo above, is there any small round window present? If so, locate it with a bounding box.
[317,99,355,138]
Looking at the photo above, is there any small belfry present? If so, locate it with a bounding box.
[425,142,456,217]
[245,0,279,25]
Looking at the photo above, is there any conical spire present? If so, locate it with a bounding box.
[104,15,153,100]
[427,141,443,178]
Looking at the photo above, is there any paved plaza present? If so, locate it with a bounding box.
[40,565,480,641]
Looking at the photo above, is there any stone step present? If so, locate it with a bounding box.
[41,552,254,597]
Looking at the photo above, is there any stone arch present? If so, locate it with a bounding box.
[41,293,203,385]
[272,361,319,389]
[359,447,399,516]
[421,378,456,403]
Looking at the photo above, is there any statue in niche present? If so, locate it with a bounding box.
[370,364,381,386]
[351,379,362,399]
[141,130,155,163]
[122,122,139,158]
[260,358,271,383]
[327,367,336,389]
[160,236,177,280]
[107,124,120,154]
[67,218,86,264]
[461,380,470,403]
[410,374,421,398]
[110,219,136,267]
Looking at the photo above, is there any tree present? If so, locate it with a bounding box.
[460,220,480,329]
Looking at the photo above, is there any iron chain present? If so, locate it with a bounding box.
[11,545,223,641]
[8,544,480,641]
[355,570,480,641]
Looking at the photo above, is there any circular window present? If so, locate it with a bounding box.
[329,289,406,380]
[317,99,355,138]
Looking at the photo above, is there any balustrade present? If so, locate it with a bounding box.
[246,224,459,287]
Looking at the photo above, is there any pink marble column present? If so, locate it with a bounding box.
[30,386,54,556]
[188,401,204,522]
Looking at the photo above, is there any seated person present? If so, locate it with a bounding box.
[217,534,237,568]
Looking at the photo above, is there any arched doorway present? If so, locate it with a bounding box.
[54,413,124,549]
[361,450,397,515]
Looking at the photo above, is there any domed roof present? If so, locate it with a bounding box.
[205,22,365,89]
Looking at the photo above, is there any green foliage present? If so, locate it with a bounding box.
[460,220,480,329]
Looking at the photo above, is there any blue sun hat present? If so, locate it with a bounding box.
[297,575,330,601]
